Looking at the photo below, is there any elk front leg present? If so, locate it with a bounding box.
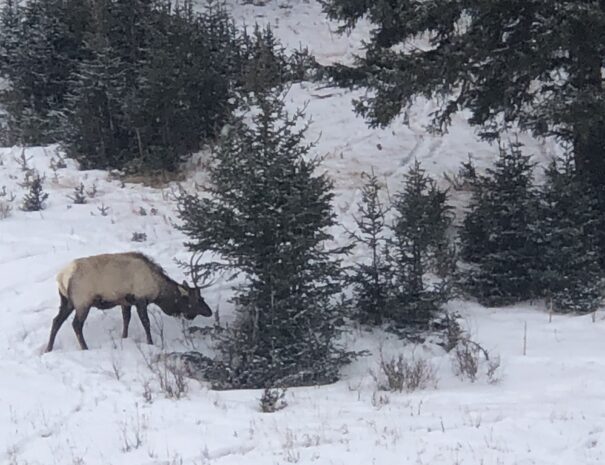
[121,305,132,339]
[135,303,153,345]
[72,307,91,350]
[46,293,74,352]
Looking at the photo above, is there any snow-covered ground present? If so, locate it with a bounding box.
[0,1,603,464]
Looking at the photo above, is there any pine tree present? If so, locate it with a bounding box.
[177,92,354,389]
[60,0,240,172]
[194,0,241,135]
[0,0,90,143]
[348,170,392,325]
[61,33,131,170]
[21,171,48,211]
[0,0,21,74]
[460,141,539,306]
[129,0,238,172]
[240,23,288,95]
[535,155,603,313]
[388,160,453,327]
[319,1,605,194]
[125,0,193,172]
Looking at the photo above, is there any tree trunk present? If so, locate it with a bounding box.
[573,128,605,190]
[570,29,605,192]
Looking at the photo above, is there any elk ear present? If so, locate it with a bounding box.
[178,285,188,297]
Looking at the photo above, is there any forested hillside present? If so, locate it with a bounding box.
[0,1,604,464]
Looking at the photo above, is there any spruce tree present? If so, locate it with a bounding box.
[21,171,48,211]
[59,0,240,172]
[388,160,453,327]
[348,170,392,325]
[460,141,539,306]
[125,0,196,172]
[319,1,605,195]
[0,0,21,75]
[129,0,238,172]
[0,0,90,143]
[240,23,288,95]
[194,0,241,136]
[535,155,603,313]
[177,91,354,389]
[61,32,131,170]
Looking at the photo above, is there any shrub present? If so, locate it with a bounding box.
[451,337,501,384]
[259,387,287,413]
[372,351,437,393]
[0,200,12,219]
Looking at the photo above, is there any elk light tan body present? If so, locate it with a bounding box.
[46,252,213,352]
[57,253,164,310]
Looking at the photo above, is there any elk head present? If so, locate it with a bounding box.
[177,280,213,319]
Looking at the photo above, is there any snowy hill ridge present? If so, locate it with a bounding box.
[0,1,604,464]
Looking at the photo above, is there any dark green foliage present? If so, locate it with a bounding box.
[596,193,605,268]
[534,155,602,313]
[388,160,453,327]
[287,45,321,83]
[348,163,456,330]
[318,1,605,192]
[0,0,91,144]
[61,0,240,172]
[259,387,287,412]
[62,37,131,170]
[0,0,319,173]
[21,171,48,211]
[68,183,87,204]
[237,23,320,97]
[0,0,20,69]
[460,142,539,306]
[177,92,354,389]
[193,1,242,135]
[239,23,288,94]
[347,170,393,325]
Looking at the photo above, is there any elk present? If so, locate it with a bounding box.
[45,252,213,352]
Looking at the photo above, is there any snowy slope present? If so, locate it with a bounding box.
[0,1,604,464]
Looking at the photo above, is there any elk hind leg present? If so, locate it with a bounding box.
[72,306,91,350]
[46,293,74,352]
[135,303,153,345]
[121,305,132,339]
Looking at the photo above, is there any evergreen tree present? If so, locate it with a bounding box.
[127,0,238,171]
[106,0,150,81]
[177,92,354,389]
[319,1,605,194]
[21,171,48,211]
[0,0,311,173]
[194,0,242,136]
[239,23,288,95]
[61,30,131,170]
[535,155,603,313]
[0,0,21,74]
[125,0,198,172]
[0,0,90,143]
[60,0,239,172]
[460,141,539,306]
[348,170,392,325]
[388,160,453,327]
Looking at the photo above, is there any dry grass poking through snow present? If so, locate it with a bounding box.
[371,350,438,393]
